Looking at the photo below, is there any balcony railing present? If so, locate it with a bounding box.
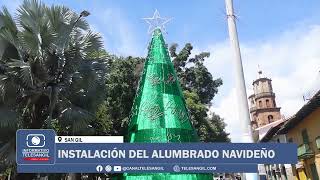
[255,92,275,99]
[316,137,320,149]
[297,143,314,159]
[249,106,280,113]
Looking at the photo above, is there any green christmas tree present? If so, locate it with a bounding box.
[122,28,212,179]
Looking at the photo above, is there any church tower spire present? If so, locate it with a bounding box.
[248,69,281,129]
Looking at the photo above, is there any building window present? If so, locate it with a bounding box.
[273,100,276,107]
[301,129,309,144]
[259,100,262,108]
[266,99,270,107]
[268,115,273,123]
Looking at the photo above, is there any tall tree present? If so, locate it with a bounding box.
[104,56,144,135]
[170,43,229,142]
[0,1,107,178]
[170,43,222,105]
[100,43,229,142]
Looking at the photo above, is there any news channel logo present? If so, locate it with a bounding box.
[26,134,45,147]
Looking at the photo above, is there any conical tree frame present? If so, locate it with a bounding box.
[122,28,212,180]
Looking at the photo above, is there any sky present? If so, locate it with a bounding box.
[2,0,320,142]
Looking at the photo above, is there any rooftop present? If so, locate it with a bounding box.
[279,89,320,133]
[254,118,286,141]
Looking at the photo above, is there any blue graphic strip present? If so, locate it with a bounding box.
[55,143,297,164]
[16,129,297,174]
[17,163,258,173]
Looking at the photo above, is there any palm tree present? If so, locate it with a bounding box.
[0,0,107,177]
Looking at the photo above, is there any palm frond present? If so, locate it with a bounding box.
[0,138,16,165]
[17,0,52,58]
[62,59,106,111]
[46,5,89,52]
[0,75,9,101]
[0,75,19,106]
[0,28,20,55]
[7,59,33,88]
[0,0,107,140]
[17,0,46,34]
[80,31,103,56]
[46,5,73,50]
[0,7,25,61]
[46,5,73,32]
[0,106,18,129]
[0,7,17,35]
[17,29,40,56]
[59,106,95,133]
[67,31,103,59]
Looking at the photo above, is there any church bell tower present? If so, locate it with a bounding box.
[248,70,281,129]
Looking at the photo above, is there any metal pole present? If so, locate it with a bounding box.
[224,0,258,179]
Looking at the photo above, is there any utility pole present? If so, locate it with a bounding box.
[224,0,258,179]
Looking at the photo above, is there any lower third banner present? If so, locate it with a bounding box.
[16,129,297,173]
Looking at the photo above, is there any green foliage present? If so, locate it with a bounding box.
[170,43,223,105]
[0,1,230,178]
[103,56,144,135]
[86,49,110,60]
[99,43,230,142]
[0,0,107,169]
[169,43,229,142]
[184,90,208,127]
[94,101,113,135]
[207,112,230,142]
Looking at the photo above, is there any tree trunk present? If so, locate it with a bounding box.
[45,85,59,127]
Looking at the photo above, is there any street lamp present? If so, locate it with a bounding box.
[56,10,91,83]
[80,10,90,18]
[73,10,90,28]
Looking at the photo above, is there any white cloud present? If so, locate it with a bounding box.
[210,88,244,142]
[207,24,320,142]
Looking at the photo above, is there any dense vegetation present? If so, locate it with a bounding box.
[0,0,229,179]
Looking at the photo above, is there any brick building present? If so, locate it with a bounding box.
[248,70,281,129]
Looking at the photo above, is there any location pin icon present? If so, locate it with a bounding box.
[58,137,62,142]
